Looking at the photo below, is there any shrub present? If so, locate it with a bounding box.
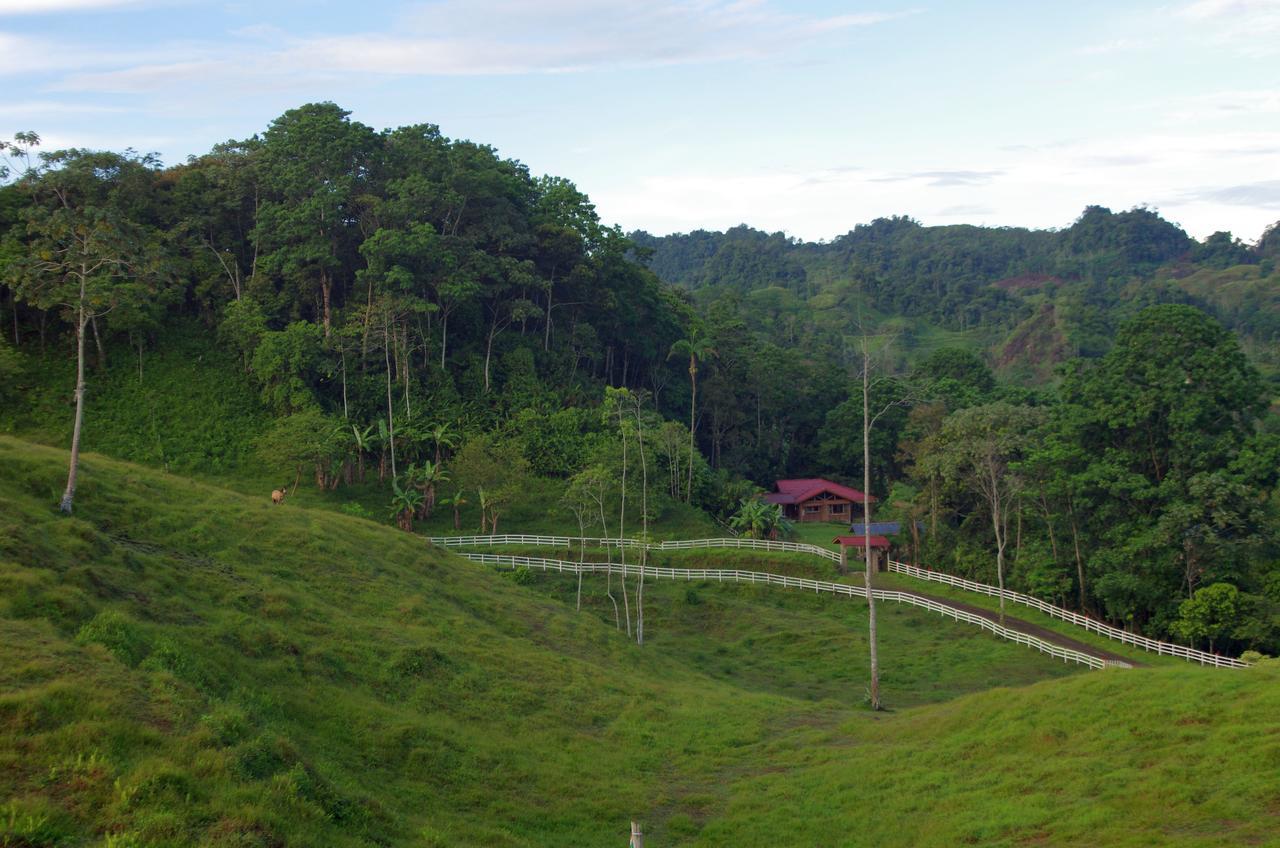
[75,610,149,667]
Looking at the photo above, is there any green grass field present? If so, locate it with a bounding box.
[3,435,1278,846]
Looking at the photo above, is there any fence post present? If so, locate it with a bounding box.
[629,821,643,848]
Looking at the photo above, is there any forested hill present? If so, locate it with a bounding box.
[3,105,1280,656]
[631,211,1280,380]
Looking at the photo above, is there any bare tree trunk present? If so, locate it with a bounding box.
[484,323,496,392]
[619,412,632,638]
[862,346,880,711]
[687,359,697,502]
[90,314,106,370]
[402,322,412,420]
[599,497,620,629]
[992,495,1007,624]
[1067,496,1087,612]
[384,313,397,478]
[340,347,348,419]
[10,288,19,346]
[1040,495,1060,566]
[636,395,649,646]
[321,271,332,339]
[440,310,448,369]
[60,295,88,515]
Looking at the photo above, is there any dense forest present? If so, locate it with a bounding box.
[2,103,1279,656]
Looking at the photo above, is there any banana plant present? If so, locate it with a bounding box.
[389,476,424,532]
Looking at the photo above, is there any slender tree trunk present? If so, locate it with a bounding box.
[484,321,496,392]
[440,309,449,369]
[1040,496,1060,566]
[1067,497,1087,612]
[60,295,88,515]
[384,314,397,478]
[688,360,697,503]
[340,347,349,419]
[321,271,332,339]
[861,343,880,711]
[619,414,632,638]
[402,323,411,420]
[575,514,585,612]
[636,397,649,646]
[90,314,106,371]
[596,494,620,629]
[992,499,1007,624]
[544,288,553,352]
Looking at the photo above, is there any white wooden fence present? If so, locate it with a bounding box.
[459,552,1129,671]
[431,534,1251,669]
[885,561,1250,668]
[430,534,841,562]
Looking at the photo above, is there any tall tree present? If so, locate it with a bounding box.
[255,103,378,337]
[5,143,168,513]
[921,402,1046,622]
[668,329,715,501]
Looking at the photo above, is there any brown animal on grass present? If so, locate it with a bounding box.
[271,488,287,505]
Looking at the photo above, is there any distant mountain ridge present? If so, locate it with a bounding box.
[631,208,1280,382]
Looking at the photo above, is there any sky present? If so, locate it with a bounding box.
[2,0,1279,242]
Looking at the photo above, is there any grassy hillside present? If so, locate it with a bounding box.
[2,436,1277,846]
[695,662,1280,846]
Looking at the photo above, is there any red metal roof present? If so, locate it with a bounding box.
[833,535,891,548]
[764,478,874,505]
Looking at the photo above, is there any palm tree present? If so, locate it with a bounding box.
[389,477,424,532]
[350,422,374,482]
[668,330,716,502]
[440,491,468,531]
[730,498,766,539]
[730,498,793,540]
[411,460,450,518]
[428,421,459,466]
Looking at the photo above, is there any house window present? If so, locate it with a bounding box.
[803,505,820,514]
[830,503,846,515]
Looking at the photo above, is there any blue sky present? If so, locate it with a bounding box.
[2,0,1278,241]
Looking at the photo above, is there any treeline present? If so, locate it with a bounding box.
[633,208,1280,346]
[3,108,1279,654]
[864,307,1280,655]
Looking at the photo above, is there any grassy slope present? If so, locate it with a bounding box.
[2,436,1277,846]
[696,662,1280,847]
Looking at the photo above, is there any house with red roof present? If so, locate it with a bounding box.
[764,478,874,523]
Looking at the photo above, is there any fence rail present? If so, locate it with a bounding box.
[459,552,1126,671]
[430,534,841,562]
[884,561,1249,668]
[431,534,1250,669]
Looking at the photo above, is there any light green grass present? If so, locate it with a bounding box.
[2,435,1276,846]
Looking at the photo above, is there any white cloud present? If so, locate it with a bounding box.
[53,0,912,91]
[593,131,1280,242]
[1176,0,1280,52]
[0,0,140,12]
[1077,38,1151,55]
[0,99,126,116]
[1162,89,1280,125]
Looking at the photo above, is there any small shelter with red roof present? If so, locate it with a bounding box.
[764,478,874,523]
[833,534,891,573]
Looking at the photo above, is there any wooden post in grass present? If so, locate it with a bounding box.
[629,821,643,847]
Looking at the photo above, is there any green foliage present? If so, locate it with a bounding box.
[254,407,345,489]
[75,609,149,667]
[1175,583,1247,651]
[728,498,793,540]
